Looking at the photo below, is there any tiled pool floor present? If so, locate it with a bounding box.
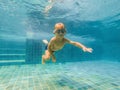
[0,60,120,90]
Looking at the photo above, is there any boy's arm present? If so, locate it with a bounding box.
[65,38,93,53]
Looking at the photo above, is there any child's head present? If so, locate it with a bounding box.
[54,23,65,30]
[53,23,66,35]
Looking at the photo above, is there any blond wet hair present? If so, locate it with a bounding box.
[53,23,66,34]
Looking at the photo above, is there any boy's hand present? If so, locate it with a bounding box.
[83,47,93,53]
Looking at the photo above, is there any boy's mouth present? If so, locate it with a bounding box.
[59,34,64,36]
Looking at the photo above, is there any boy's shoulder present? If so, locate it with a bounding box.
[50,37,56,41]
[63,37,68,40]
[49,37,56,43]
[63,38,72,43]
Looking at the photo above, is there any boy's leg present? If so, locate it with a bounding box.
[51,54,56,63]
[42,50,51,64]
[42,55,45,64]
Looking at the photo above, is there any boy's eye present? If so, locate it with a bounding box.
[57,30,61,33]
[61,30,64,33]
[57,30,65,33]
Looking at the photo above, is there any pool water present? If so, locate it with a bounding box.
[0,0,120,90]
[0,61,120,90]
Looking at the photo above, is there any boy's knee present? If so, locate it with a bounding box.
[42,55,50,60]
[46,56,50,60]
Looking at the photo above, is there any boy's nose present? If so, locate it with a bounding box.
[60,32,63,34]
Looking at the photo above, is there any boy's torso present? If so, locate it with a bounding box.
[50,37,67,51]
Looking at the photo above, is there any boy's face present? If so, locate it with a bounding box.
[54,29,66,37]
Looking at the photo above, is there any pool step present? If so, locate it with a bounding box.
[0,48,25,60]
[0,60,25,63]
[0,54,25,60]
[0,48,25,54]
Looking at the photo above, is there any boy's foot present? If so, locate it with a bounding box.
[52,57,56,63]
[52,59,56,63]
[42,59,45,64]
[42,56,45,64]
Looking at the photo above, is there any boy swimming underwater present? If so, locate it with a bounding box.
[42,23,93,64]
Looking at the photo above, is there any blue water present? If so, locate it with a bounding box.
[0,0,120,90]
[0,0,120,64]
